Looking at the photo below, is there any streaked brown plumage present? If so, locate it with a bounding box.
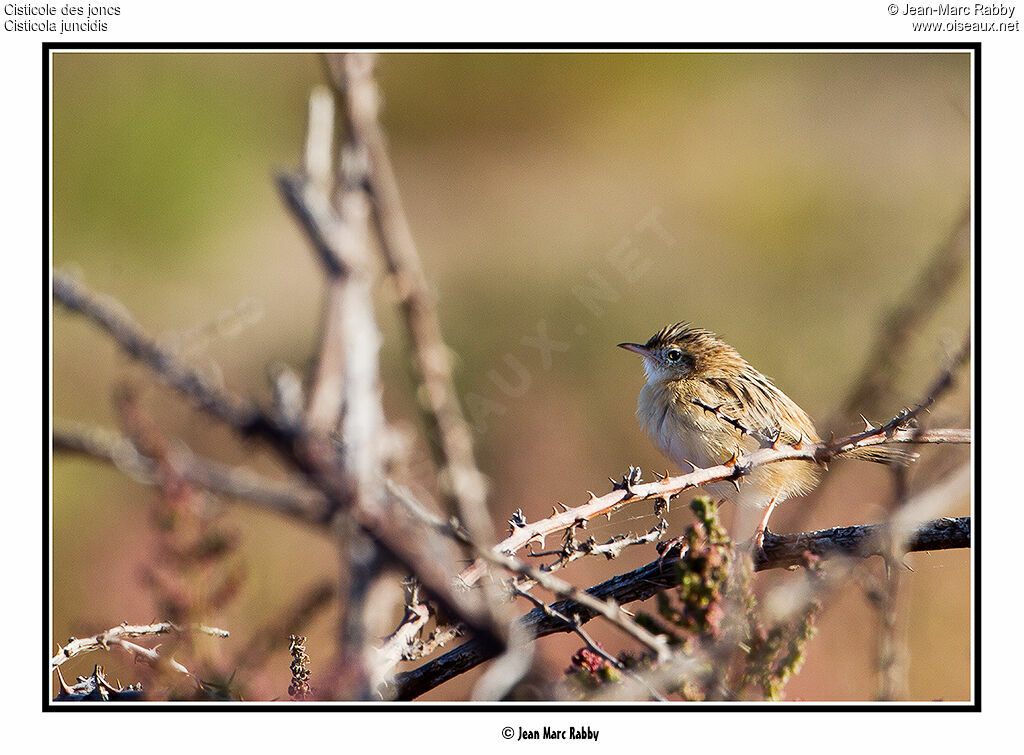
[618,322,912,546]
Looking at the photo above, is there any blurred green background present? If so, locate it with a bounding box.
[51,51,971,701]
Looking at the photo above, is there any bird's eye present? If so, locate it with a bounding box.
[666,349,683,362]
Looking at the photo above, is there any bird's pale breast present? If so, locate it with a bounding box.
[636,380,819,509]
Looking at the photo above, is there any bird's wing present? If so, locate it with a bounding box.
[703,370,820,445]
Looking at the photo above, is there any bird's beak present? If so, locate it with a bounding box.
[617,342,649,356]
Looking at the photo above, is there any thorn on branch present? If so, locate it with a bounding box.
[611,466,643,497]
[508,508,528,533]
[53,665,146,702]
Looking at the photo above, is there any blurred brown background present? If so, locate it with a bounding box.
[51,51,971,701]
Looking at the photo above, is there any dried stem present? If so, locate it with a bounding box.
[288,635,314,701]
[233,580,334,676]
[282,75,385,699]
[324,52,488,539]
[52,271,275,440]
[53,418,329,522]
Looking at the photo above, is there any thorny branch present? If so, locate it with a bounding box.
[51,622,230,684]
[456,425,968,589]
[322,52,514,694]
[374,419,968,688]
[54,665,145,702]
[393,514,970,699]
[372,593,432,688]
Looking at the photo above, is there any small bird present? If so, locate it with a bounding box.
[618,322,913,549]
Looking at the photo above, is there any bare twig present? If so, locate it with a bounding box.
[377,483,673,678]
[512,584,668,702]
[324,52,521,694]
[282,77,386,699]
[51,622,229,679]
[834,206,969,425]
[324,52,488,539]
[372,480,670,683]
[53,418,329,522]
[867,333,970,702]
[484,545,671,663]
[372,602,431,691]
[52,271,275,440]
[374,419,968,683]
[54,665,146,702]
[531,520,670,573]
[897,331,971,427]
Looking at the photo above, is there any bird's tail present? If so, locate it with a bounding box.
[840,445,918,466]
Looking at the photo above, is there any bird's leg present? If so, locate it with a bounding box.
[752,496,778,554]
